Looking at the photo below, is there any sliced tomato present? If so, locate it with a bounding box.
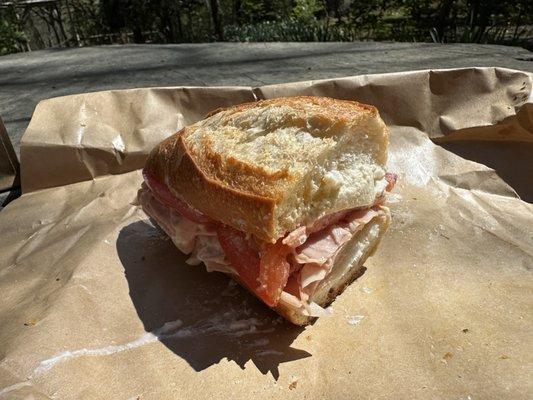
[143,170,213,225]
[258,241,291,306]
[217,225,291,307]
[216,225,263,294]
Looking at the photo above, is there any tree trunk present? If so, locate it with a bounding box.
[208,0,224,41]
[186,6,193,41]
[436,0,454,42]
[64,0,81,46]
[234,0,241,24]
[160,13,173,42]
[512,5,523,41]
[450,5,458,42]
[45,6,62,45]
[53,4,69,46]
[176,9,183,41]
[473,0,493,43]
[132,26,143,43]
[158,1,174,43]
[469,0,479,32]
[332,0,341,21]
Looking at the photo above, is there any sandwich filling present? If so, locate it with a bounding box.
[139,171,395,316]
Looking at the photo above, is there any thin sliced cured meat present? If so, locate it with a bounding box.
[300,263,328,291]
[283,226,307,248]
[295,209,378,266]
[294,224,353,265]
[385,172,397,191]
[283,209,352,249]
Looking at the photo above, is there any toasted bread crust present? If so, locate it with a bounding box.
[206,96,378,120]
[144,96,387,243]
[145,131,278,241]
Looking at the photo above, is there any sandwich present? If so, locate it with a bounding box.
[137,96,396,325]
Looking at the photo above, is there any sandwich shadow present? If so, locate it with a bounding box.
[116,220,311,379]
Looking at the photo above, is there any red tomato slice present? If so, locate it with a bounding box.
[216,225,263,294]
[217,225,290,307]
[143,170,213,225]
[259,241,291,306]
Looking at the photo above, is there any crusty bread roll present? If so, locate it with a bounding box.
[140,96,394,325]
[145,96,389,244]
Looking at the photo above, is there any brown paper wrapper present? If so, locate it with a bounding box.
[1,67,532,399]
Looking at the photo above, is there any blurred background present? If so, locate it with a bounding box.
[1,0,532,56]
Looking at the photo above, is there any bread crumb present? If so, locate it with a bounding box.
[24,320,36,326]
[441,352,453,363]
[500,354,509,359]
[289,381,298,390]
[462,328,469,333]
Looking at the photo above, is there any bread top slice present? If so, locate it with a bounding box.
[144,96,389,243]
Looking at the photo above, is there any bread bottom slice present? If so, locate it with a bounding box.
[268,209,390,325]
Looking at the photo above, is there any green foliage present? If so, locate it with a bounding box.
[0,0,531,55]
[226,19,323,41]
[0,7,26,55]
[403,0,533,44]
[100,0,157,42]
[239,0,265,23]
[69,0,106,43]
[292,0,323,22]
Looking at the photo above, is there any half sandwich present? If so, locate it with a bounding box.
[138,96,395,325]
